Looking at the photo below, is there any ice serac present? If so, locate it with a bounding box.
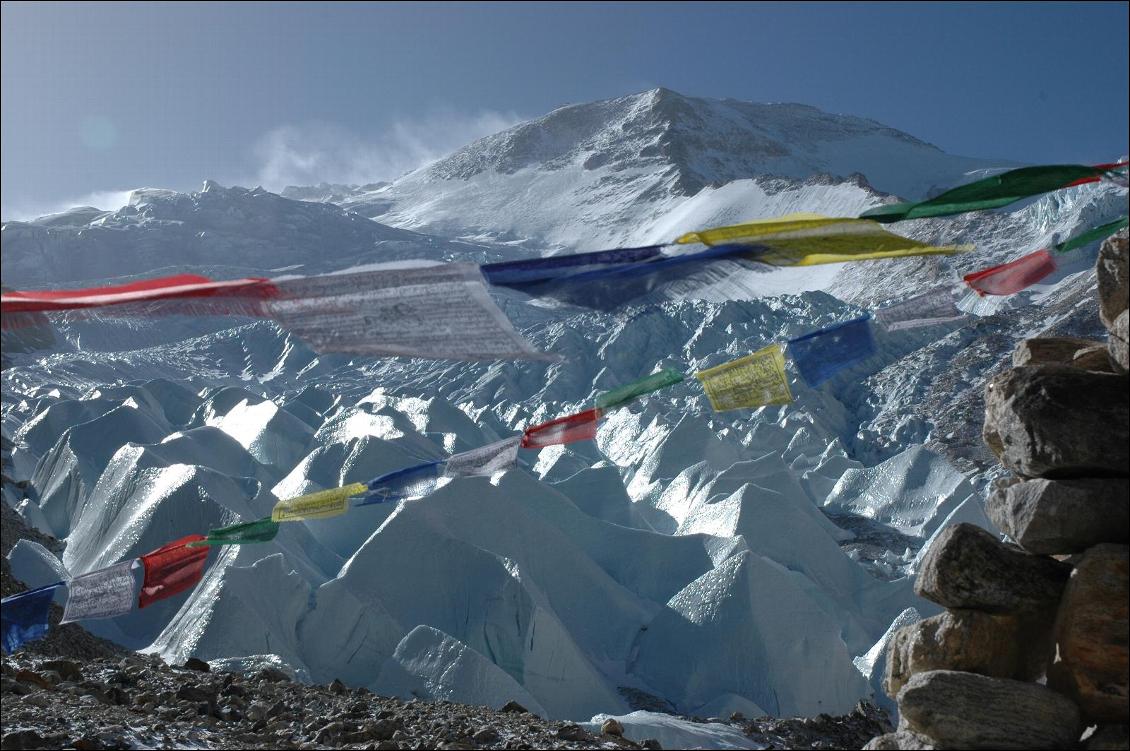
[632,550,871,716]
[375,625,548,717]
[823,446,976,538]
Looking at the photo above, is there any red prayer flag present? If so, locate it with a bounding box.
[1062,161,1129,188]
[521,408,604,449]
[964,249,1057,296]
[138,535,209,609]
[1,274,276,314]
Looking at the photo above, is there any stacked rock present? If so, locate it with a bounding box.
[866,229,1130,751]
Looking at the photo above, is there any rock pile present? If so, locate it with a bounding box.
[867,228,1130,750]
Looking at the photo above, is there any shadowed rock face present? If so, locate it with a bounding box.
[987,477,1130,555]
[915,523,1071,614]
[1048,544,1130,723]
[982,365,1130,479]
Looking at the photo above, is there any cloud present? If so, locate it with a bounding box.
[1,189,135,222]
[251,109,522,190]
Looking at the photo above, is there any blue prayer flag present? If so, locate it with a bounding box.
[357,461,444,506]
[482,244,769,310]
[1,582,63,654]
[787,315,875,387]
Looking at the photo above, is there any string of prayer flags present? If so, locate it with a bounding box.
[189,518,281,547]
[595,368,686,410]
[860,164,1120,224]
[676,214,967,266]
[521,408,604,449]
[444,436,522,478]
[60,560,137,623]
[874,288,965,331]
[358,462,443,506]
[263,264,551,361]
[1,582,62,654]
[695,344,792,411]
[964,249,1058,296]
[271,482,368,522]
[358,437,522,506]
[138,535,210,609]
[1053,217,1129,254]
[787,315,876,387]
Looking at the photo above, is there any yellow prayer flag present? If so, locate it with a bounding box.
[271,482,368,522]
[676,213,847,245]
[695,344,793,412]
[676,213,969,266]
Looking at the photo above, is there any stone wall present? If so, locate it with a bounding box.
[866,229,1129,751]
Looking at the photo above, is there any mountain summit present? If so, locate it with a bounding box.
[334,88,1007,250]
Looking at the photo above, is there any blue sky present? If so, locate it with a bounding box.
[2,1,1127,219]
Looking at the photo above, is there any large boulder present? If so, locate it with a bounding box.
[885,609,1024,697]
[987,477,1130,554]
[983,365,1130,478]
[1097,229,1128,331]
[1011,337,1102,368]
[1110,310,1129,374]
[897,670,1081,750]
[915,523,1070,613]
[1071,345,1117,374]
[1048,544,1129,723]
[864,731,938,750]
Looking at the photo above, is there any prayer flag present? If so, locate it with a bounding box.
[874,288,965,331]
[138,536,209,609]
[189,518,281,547]
[264,265,550,361]
[521,408,603,449]
[695,344,792,411]
[481,246,666,285]
[444,436,522,478]
[787,316,876,387]
[1,274,275,314]
[964,249,1057,296]
[676,214,966,266]
[271,482,368,522]
[860,165,1114,223]
[595,368,685,410]
[357,462,442,506]
[61,560,137,623]
[1053,217,1129,254]
[485,243,769,310]
[1,582,62,654]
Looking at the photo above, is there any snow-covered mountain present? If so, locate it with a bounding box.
[2,88,1127,725]
[324,88,1013,251]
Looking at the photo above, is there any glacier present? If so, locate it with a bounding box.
[3,87,1127,723]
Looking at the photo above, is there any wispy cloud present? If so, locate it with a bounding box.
[251,109,522,190]
[2,189,136,222]
[1,109,522,221]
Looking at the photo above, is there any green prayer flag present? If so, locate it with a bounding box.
[595,368,685,410]
[191,518,280,547]
[1054,217,1129,253]
[861,165,1110,223]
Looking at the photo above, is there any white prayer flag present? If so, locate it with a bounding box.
[444,436,522,478]
[61,560,137,623]
[874,288,965,331]
[265,265,553,362]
